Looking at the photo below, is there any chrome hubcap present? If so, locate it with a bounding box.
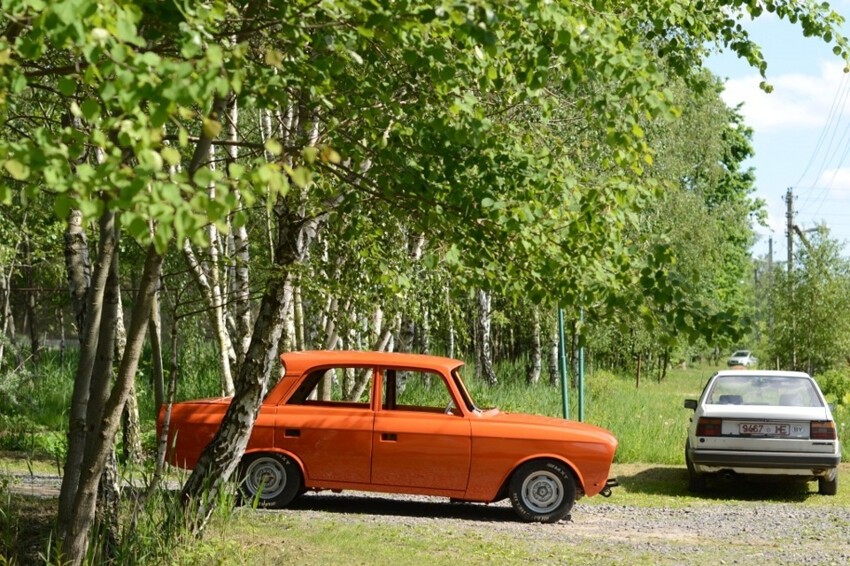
[521,470,563,513]
[245,457,287,499]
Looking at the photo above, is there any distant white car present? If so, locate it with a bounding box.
[684,370,841,494]
[727,350,757,367]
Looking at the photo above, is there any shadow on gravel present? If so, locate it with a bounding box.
[284,492,518,523]
[618,466,813,502]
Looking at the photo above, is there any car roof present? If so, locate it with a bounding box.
[279,350,465,375]
[713,369,811,379]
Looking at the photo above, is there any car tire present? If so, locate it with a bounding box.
[818,474,838,496]
[238,453,303,509]
[685,441,706,492]
[508,459,576,523]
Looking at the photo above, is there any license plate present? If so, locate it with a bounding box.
[739,423,789,436]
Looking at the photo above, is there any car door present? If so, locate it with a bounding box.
[275,366,375,485]
[371,368,471,492]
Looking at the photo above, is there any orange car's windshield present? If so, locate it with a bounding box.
[452,369,479,412]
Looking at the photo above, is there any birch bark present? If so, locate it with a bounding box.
[57,208,116,538]
[61,246,164,564]
[181,196,340,531]
[476,289,497,386]
[528,308,542,385]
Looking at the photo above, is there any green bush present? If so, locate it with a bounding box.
[816,369,850,407]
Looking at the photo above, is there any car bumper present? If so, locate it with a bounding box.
[689,449,841,473]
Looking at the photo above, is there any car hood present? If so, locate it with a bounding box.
[700,404,832,421]
[478,411,617,442]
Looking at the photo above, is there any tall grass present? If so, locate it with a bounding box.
[0,350,73,466]
[457,358,716,465]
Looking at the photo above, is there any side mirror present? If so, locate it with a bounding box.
[684,399,698,411]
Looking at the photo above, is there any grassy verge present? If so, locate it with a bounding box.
[3,461,849,564]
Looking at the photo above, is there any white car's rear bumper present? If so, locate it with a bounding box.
[689,449,840,477]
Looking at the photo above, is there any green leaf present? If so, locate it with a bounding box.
[287,165,311,188]
[54,193,73,219]
[58,77,76,96]
[193,167,216,187]
[302,146,319,163]
[4,160,30,180]
[80,99,100,120]
[320,146,341,164]
[228,163,245,179]
[265,138,282,155]
[161,147,181,166]
[139,52,162,67]
[115,16,142,46]
[207,45,224,66]
[203,118,222,139]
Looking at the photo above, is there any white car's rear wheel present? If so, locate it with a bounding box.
[685,441,706,492]
[818,474,837,496]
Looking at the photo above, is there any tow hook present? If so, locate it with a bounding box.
[600,478,619,498]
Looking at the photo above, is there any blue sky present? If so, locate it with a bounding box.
[705,2,850,260]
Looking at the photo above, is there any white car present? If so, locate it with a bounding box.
[727,350,757,367]
[684,370,841,494]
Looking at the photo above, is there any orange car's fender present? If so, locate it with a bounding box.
[499,453,586,496]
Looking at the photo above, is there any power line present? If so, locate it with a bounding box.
[795,70,850,201]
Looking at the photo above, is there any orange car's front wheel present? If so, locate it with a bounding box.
[238,453,303,509]
[508,459,576,523]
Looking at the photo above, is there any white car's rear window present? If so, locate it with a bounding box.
[706,375,822,408]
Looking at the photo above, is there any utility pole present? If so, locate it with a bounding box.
[784,187,796,368]
[785,187,794,274]
[768,236,773,358]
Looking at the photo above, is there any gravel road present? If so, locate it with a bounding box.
[263,488,850,566]
[6,471,850,565]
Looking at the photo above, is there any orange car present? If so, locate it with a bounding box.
[160,350,618,522]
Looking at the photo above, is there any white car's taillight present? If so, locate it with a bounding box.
[696,417,722,437]
[810,421,837,440]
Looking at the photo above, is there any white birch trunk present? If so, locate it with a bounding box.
[58,208,116,538]
[528,307,542,385]
[476,289,497,386]
[225,95,253,364]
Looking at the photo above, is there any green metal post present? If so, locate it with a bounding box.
[578,307,585,422]
[558,308,569,419]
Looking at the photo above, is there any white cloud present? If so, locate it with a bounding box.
[815,167,850,200]
[757,205,785,238]
[719,61,848,132]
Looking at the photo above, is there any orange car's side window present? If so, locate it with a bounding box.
[286,366,373,408]
[382,369,455,415]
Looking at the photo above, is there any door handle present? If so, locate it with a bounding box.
[284,428,300,438]
[381,433,397,441]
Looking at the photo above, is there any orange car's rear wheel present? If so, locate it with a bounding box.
[239,453,302,509]
[508,460,576,523]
